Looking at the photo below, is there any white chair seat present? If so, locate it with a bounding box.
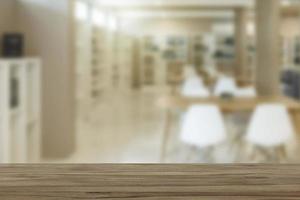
[181,76,210,98]
[246,104,295,147]
[236,87,257,98]
[181,105,227,148]
[182,76,204,88]
[213,76,237,97]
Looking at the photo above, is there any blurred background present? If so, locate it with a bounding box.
[1,0,300,163]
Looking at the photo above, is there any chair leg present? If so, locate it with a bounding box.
[276,145,287,163]
[186,146,197,163]
[185,146,219,163]
[204,146,216,163]
[234,141,246,163]
[245,143,256,161]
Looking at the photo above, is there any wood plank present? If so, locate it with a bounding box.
[0,165,300,199]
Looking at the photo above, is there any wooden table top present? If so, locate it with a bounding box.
[158,95,300,112]
[0,164,300,199]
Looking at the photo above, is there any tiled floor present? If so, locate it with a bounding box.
[44,87,300,163]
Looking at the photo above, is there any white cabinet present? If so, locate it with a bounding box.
[0,58,41,163]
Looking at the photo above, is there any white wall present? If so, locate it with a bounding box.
[16,0,76,158]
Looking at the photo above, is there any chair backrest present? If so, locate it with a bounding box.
[180,104,226,147]
[246,104,295,147]
[236,87,257,98]
[213,76,237,97]
[181,77,209,98]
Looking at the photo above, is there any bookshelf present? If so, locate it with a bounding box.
[0,58,41,163]
[141,36,159,85]
[75,2,113,109]
[116,34,134,90]
[90,26,109,100]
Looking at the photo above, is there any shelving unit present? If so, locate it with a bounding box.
[75,1,114,110]
[141,36,161,86]
[214,35,235,73]
[139,35,189,87]
[280,36,300,69]
[116,34,134,90]
[75,1,93,109]
[164,36,188,84]
[0,58,41,163]
[90,26,110,101]
[191,35,206,69]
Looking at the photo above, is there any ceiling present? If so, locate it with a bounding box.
[96,0,255,7]
[92,0,300,19]
[96,0,299,7]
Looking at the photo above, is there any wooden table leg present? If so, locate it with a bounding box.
[160,109,172,163]
[290,110,300,135]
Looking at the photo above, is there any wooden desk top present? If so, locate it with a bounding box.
[0,164,300,199]
[158,95,300,112]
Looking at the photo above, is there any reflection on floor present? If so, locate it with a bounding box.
[44,87,300,163]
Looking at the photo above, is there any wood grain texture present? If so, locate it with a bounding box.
[0,165,300,199]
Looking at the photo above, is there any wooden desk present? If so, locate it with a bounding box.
[158,95,300,162]
[0,164,300,199]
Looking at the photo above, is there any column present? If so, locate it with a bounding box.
[256,0,281,95]
[235,8,248,80]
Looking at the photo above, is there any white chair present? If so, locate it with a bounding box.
[213,76,237,97]
[181,77,210,98]
[181,105,227,148]
[245,104,295,161]
[236,87,257,98]
[182,76,204,88]
[246,104,294,147]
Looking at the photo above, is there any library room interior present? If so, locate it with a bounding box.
[1,0,300,164]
